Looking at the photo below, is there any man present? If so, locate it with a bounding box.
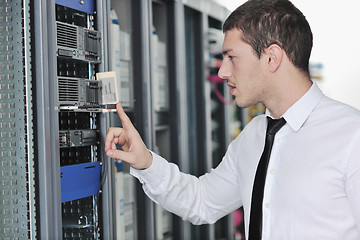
[105,0,360,239]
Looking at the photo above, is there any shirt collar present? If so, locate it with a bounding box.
[266,82,324,132]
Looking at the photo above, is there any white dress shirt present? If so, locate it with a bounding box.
[131,83,360,239]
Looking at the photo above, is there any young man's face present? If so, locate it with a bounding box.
[218,29,267,108]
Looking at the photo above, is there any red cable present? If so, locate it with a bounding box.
[211,82,234,105]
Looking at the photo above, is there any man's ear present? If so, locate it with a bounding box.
[264,44,283,73]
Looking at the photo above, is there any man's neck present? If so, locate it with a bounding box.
[266,77,313,119]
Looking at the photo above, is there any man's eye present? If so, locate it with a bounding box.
[228,56,233,60]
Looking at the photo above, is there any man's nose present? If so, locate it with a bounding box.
[218,61,229,80]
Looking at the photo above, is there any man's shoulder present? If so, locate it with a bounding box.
[234,114,266,140]
[230,113,266,152]
[319,96,360,118]
[315,95,360,128]
[244,114,266,130]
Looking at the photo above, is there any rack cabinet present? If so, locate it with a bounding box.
[0,0,237,239]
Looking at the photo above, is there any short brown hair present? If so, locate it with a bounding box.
[223,0,313,76]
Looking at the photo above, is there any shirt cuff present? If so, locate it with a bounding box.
[130,150,169,188]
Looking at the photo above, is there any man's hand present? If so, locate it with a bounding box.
[105,103,153,170]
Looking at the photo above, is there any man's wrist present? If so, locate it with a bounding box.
[139,150,153,170]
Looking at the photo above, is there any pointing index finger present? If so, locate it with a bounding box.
[116,103,133,130]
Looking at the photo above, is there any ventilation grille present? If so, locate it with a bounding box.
[57,22,77,49]
[58,77,79,101]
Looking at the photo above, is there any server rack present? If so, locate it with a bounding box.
[182,1,233,240]
[55,2,102,239]
[107,0,139,239]
[0,0,233,239]
[207,16,233,240]
[32,0,112,238]
[0,0,36,239]
[111,1,231,240]
[150,1,189,240]
[32,0,62,237]
[183,6,211,239]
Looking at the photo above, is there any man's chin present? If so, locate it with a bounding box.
[235,99,261,109]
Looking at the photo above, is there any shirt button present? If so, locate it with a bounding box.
[277,138,281,143]
[265,203,271,208]
[270,169,275,174]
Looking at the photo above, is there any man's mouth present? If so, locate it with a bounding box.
[227,83,236,95]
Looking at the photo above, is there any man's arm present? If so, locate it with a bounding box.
[130,147,242,225]
[346,134,360,232]
[105,103,243,224]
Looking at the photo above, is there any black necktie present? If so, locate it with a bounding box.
[249,116,286,240]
